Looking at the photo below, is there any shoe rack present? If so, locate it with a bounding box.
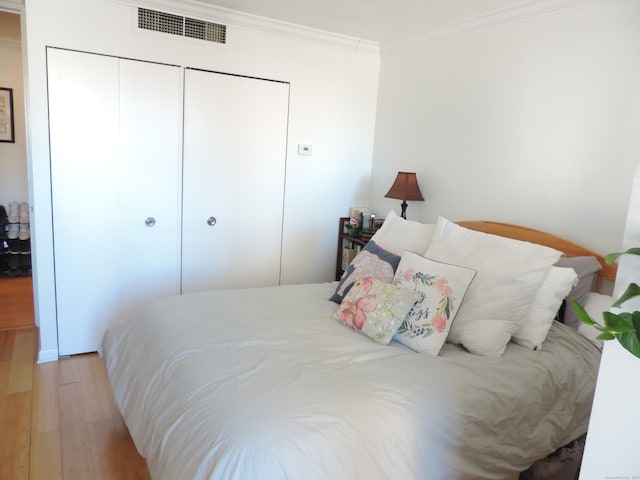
[0,201,32,278]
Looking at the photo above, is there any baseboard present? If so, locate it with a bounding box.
[37,347,58,363]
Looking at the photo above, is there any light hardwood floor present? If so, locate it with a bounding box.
[0,277,35,330]
[0,326,150,479]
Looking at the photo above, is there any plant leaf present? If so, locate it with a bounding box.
[572,300,596,326]
[611,283,640,308]
[616,330,640,360]
[597,332,616,341]
[605,247,640,265]
[603,311,635,333]
[605,252,621,265]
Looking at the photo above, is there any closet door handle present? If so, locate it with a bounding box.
[207,216,217,226]
[145,217,156,227]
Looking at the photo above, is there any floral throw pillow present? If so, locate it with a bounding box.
[330,240,401,303]
[336,276,422,345]
[392,252,477,355]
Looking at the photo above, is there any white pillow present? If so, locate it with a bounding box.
[512,266,578,350]
[393,252,476,355]
[423,217,562,356]
[370,210,435,256]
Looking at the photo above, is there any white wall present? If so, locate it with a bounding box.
[0,11,28,208]
[371,0,640,257]
[371,5,640,472]
[21,0,380,360]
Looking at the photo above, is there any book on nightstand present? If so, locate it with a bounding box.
[342,246,357,271]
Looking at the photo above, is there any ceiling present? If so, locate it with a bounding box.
[195,0,535,45]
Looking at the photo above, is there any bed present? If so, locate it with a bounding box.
[101,216,616,480]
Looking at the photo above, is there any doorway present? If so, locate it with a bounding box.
[0,10,34,329]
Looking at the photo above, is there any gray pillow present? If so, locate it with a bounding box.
[555,256,602,329]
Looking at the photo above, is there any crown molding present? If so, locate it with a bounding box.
[381,0,609,55]
[109,0,380,56]
[0,0,23,13]
[34,0,607,57]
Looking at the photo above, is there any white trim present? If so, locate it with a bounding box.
[0,0,23,14]
[38,348,59,363]
[110,0,380,56]
[382,0,609,54]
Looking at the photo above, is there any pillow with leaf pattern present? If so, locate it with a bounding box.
[393,252,477,355]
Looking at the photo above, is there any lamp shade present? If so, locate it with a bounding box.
[384,172,424,219]
[385,172,424,201]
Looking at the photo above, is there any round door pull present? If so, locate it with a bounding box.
[145,217,156,227]
[207,217,217,226]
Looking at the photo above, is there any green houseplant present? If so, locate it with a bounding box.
[573,248,640,359]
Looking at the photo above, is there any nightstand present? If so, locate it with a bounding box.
[335,217,380,280]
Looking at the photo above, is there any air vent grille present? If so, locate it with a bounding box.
[185,17,226,44]
[138,7,227,44]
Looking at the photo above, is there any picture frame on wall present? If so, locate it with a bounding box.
[0,87,15,143]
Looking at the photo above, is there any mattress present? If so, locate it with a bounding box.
[101,282,601,480]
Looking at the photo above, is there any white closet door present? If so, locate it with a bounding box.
[118,60,182,317]
[48,49,181,355]
[182,69,289,293]
[49,49,120,356]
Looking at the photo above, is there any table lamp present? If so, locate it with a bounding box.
[384,172,424,219]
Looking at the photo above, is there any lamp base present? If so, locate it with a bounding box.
[400,200,408,219]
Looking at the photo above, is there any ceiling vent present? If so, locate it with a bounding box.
[138,7,227,44]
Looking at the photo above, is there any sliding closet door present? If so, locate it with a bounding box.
[182,69,289,293]
[48,48,181,355]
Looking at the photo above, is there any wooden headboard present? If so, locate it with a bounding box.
[457,221,617,291]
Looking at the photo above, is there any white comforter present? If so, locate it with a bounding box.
[101,282,601,480]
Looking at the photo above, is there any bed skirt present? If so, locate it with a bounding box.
[520,434,586,480]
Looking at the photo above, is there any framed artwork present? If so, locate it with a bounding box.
[0,87,15,143]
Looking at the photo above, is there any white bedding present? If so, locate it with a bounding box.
[101,282,601,480]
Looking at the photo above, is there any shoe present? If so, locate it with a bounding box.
[7,201,19,223]
[19,250,31,276]
[18,239,30,254]
[8,251,20,276]
[0,253,8,276]
[0,205,7,229]
[7,238,20,253]
[19,202,29,224]
[18,223,30,240]
[7,223,19,239]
